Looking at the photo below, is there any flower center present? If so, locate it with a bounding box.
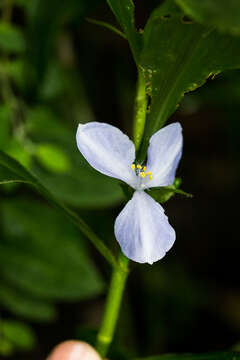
[131,163,152,181]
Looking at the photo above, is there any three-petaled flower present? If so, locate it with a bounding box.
[76,122,183,264]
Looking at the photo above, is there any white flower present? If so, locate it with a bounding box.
[76,122,183,264]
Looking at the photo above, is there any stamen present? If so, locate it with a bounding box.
[131,164,153,181]
[145,171,153,181]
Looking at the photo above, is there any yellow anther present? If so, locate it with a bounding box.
[143,166,146,171]
[149,175,153,181]
[136,164,142,169]
[140,172,146,178]
[146,171,152,175]
[131,164,135,170]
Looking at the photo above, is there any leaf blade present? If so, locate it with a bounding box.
[0,150,117,267]
[176,0,240,36]
[138,1,240,157]
[106,0,142,62]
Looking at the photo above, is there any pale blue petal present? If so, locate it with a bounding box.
[114,191,176,264]
[145,123,183,188]
[76,122,137,187]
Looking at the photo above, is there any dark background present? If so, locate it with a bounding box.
[0,0,240,359]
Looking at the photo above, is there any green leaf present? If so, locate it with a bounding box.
[0,150,117,267]
[0,198,104,301]
[175,0,240,36]
[3,60,25,88]
[0,106,11,150]
[106,0,142,62]
[0,337,14,356]
[24,0,104,99]
[35,143,71,173]
[26,108,123,208]
[120,183,134,201]
[1,320,36,351]
[148,187,176,204]
[148,186,192,203]
[0,22,25,53]
[147,178,192,204]
[6,139,32,169]
[135,353,240,360]
[138,1,240,157]
[0,283,57,321]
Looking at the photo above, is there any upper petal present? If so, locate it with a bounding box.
[114,191,176,264]
[76,122,137,187]
[145,122,183,188]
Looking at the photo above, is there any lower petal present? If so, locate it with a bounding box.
[114,191,176,264]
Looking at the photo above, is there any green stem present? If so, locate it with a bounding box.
[96,252,129,357]
[133,69,147,152]
[95,70,147,358]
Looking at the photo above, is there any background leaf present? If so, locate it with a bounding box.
[0,283,57,321]
[0,105,11,150]
[1,320,36,351]
[0,150,117,266]
[0,198,104,301]
[27,107,124,208]
[35,143,71,173]
[135,353,240,360]
[175,0,240,36]
[0,22,25,53]
[24,0,104,99]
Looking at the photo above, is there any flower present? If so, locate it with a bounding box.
[76,122,183,264]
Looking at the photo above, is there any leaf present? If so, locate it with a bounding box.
[106,0,142,63]
[148,187,176,204]
[0,150,117,267]
[35,166,124,208]
[1,320,36,351]
[0,337,14,356]
[0,283,57,321]
[24,0,104,99]
[27,107,124,208]
[135,353,240,360]
[0,22,25,53]
[6,139,32,169]
[35,143,71,173]
[0,105,11,150]
[147,178,192,204]
[0,198,104,301]
[120,183,134,201]
[138,1,240,157]
[175,0,240,36]
[3,60,25,89]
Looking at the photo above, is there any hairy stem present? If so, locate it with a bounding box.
[133,69,147,152]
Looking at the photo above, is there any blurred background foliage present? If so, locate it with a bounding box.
[0,0,240,358]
